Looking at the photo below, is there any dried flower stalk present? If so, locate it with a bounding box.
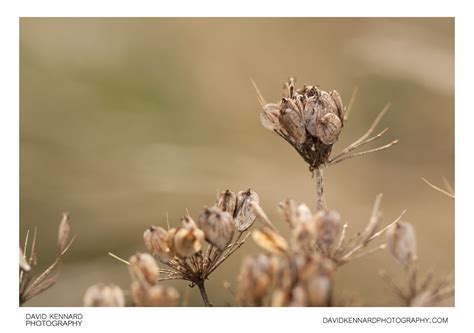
[19,213,75,305]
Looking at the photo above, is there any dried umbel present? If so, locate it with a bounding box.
[110,188,259,306]
[254,77,397,211]
[83,284,125,307]
[20,213,75,305]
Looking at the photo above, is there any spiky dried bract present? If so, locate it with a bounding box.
[129,253,160,285]
[234,189,259,231]
[83,284,125,307]
[197,206,234,250]
[20,213,75,305]
[143,225,171,262]
[386,222,417,267]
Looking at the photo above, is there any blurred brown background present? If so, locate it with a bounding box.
[20,18,454,306]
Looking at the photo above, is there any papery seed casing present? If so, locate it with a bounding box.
[234,190,260,231]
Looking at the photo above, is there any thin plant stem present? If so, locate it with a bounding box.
[315,168,325,211]
[196,279,212,307]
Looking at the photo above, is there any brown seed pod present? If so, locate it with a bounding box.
[386,222,417,266]
[278,104,306,144]
[197,206,235,251]
[129,252,160,285]
[83,283,125,307]
[314,210,342,253]
[315,113,342,145]
[215,189,237,214]
[172,227,204,258]
[260,103,281,132]
[234,189,260,231]
[329,90,345,121]
[143,226,171,262]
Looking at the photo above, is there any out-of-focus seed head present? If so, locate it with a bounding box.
[197,206,234,250]
[172,226,204,258]
[143,226,171,262]
[296,203,313,224]
[292,219,316,252]
[278,198,298,227]
[234,189,260,231]
[314,210,342,253]
[252,227,289,256]
[237,254,279,306]
[129,252,160,285]
[215,189,237,215]
[83,283,125,307]
[305,275,331,306]
[386,222,417,267]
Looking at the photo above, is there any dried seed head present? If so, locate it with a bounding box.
[314,210,342,253]
[83,283,125,307]
[129,252,160,285]
[57,212,70,253]
[252,227,289,256]
[143,226,171,262]
[172,226,204,258]
[197,206,234,251]
[292,219,316,252]
[19,247,31,271]
[296,203,313,224]
[215,189,237,214]
[305,275,331,306]
[386,222,417,266]
[234,189,260,231]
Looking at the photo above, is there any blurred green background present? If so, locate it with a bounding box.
[20,18,454,306]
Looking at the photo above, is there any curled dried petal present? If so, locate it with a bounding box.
[252,227,288,256]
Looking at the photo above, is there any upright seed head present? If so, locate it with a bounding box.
[197,206,234,251]
[83,283,125,307]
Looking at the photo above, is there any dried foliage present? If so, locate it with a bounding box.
[19,213,75,305]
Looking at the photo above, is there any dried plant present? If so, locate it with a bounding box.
[83,283,125,307]
[107,189,259,306]
[234,195,404,306]
[19,213,75,305]
[254,78,397,211]
[421,177,455,199]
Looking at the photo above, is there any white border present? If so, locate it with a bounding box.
[2,1,473,332]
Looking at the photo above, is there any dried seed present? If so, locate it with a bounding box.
[19,247,31,271]
[260,103,281,131]
[234,189,259,231]
[57,212,70,253]
[386,222,417,266]
[252,227,288,255]
[329,90,345,121]
[172,227,204,258]
[83,283,125,307]
[315,113,342,145]
[215,189,237,214]
[143,225,171,262]
[197,206,234,250]
[278,106,306,144]
[129,252,160,285]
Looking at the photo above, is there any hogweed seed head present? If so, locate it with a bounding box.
[197,206,234,251]
[83,283,125,307]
